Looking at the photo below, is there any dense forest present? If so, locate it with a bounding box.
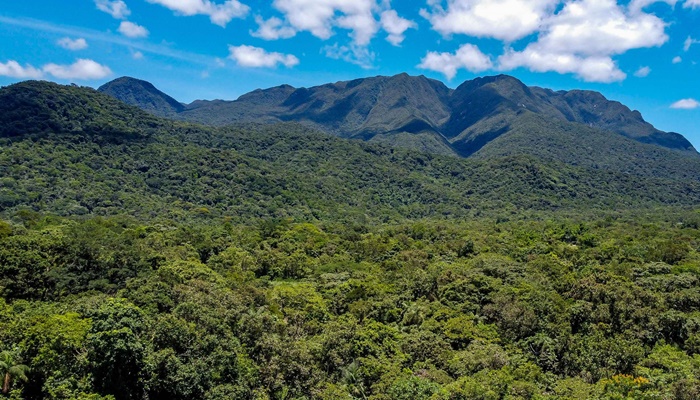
[1,81,700,399]
[1,81,699,224]
[3,215,700,399]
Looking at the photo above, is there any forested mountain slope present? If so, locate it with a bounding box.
[2,81,700,222]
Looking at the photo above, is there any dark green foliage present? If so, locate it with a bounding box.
[0,81,162,140]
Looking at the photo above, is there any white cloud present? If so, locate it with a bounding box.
[498,48,626,82]
[95,0,130,19]
[147,0,249,27]
[534,0,668,57]
[634,66,651,77]
[684,36,700,51]
[251,16,297,40]
[684,0,700,8]
[228,45,299,68]
[380,10,416,46]
[418,43,492,80]
[496,0,667,83]
[322,43,376,69]
[0,61,44,79]
[132,51,144,59]
[57,37,88,51]
[270,0,380,46]
[673,56,682,63]
[255,1,414,67]
[42,59,112,80]
[670,98,700,109]
[420,0,558,42]
[118,21,149,38]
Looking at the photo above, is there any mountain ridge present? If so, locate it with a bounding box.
[2,80,700,222]
[98,73,696,156]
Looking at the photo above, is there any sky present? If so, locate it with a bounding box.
[1,0,699,147]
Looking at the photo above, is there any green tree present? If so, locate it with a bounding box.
[0,351,28,395]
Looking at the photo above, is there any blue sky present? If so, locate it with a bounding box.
[1,0,699,147]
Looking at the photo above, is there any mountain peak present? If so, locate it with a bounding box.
[97,73,696,155]
[98,77,184,118]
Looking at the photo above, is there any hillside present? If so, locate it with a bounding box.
[98,76,185,118]
[2,80,700,223]
[1,80,163,139]
[100,74,696,157]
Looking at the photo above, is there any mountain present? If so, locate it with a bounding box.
[3,80,700,222]
[441,75,694,155]
[99,74,696,157]
[98,76,185,118]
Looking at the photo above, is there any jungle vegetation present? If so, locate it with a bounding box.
[1,81,700,399]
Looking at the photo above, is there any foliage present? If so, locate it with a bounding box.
[1,216,700,398]
[1,81,700,225]
[2,80,700,399]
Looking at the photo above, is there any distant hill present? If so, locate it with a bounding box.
[99,74,696,157]
[1,80,700,222]
[0,80,163,139]
[98,76,185,118]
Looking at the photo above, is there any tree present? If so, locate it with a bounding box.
[85,299,147,400]
[0,350,29,395]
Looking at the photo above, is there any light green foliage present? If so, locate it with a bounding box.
[4,78,700,399]
[1,216,699,398]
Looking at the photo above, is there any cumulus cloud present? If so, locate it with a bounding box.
[271,0,379,46]
[57,37,88,51]
[495,0,667,82]
[670,98,700,109]
[132,51,144,60]
[533,0,667,57]
[684,0,700,8]
[42,59,112,80]
[418,44,492,80]
[251,1,413,66]
[251,16,297,40]
[380,10,416,46]
[421,0,558,42]
[95,0,130,19]
[322,43,376,69]
[0,61,44,79]
[634,66,651,77]
[0,59,112,80]
[228,45,299,68]
[147,0,249,27]
[498,48,627,82]
[118,21,149,38]
[673,56,682,63]
[684,36,700,51]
